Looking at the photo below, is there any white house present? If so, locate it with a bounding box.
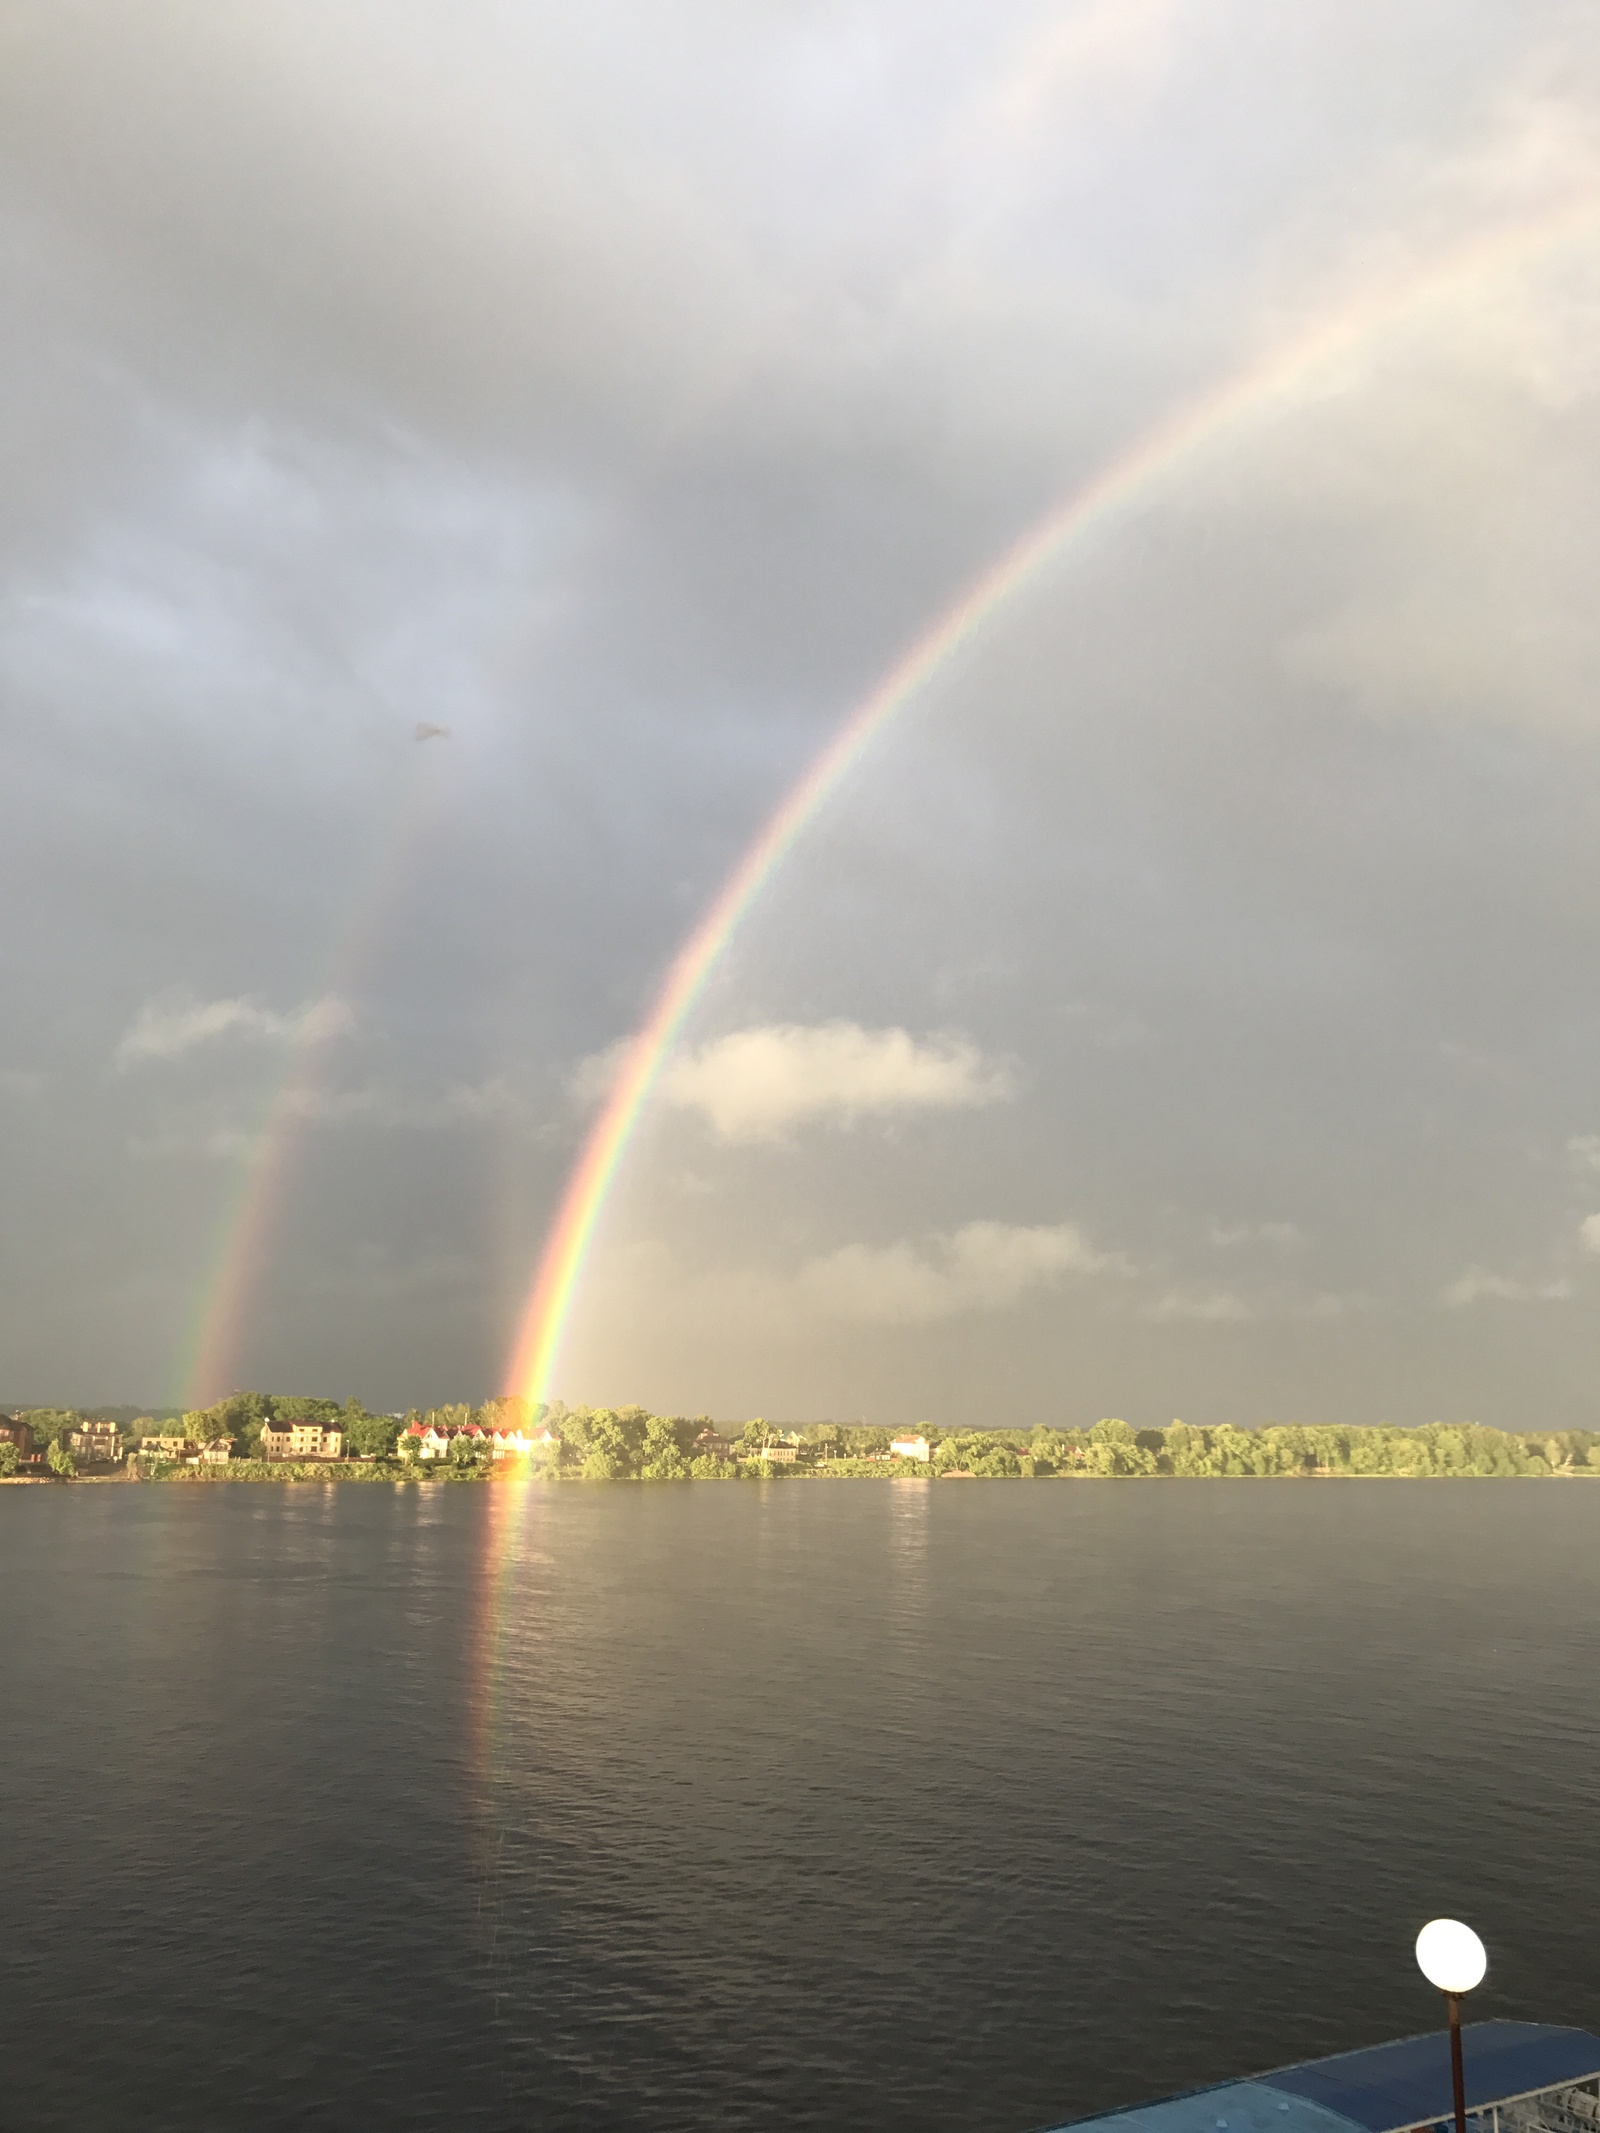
[398,1421,459,1459]
[489,1425,561,1460]
[889,1433,931,1461]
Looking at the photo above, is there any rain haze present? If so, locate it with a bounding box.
[6,0,1600,1428]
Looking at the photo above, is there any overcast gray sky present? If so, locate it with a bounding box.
[6,0,1600,1427]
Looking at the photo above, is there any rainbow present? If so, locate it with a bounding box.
[505,190,1600,1414]
[179,999,353,1410]
[180,753,454,1409]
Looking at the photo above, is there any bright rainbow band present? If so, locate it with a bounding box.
[505,190,1600,1416]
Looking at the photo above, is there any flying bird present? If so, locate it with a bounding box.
[414,722,451,742]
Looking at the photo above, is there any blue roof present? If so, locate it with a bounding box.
[1045,2023,1600,2133]
[1259,2022,1600,2131]
[1048,2078,1358,2133]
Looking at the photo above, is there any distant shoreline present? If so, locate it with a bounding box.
[8,1466,1600,1487]
[6,1410,1595,1483]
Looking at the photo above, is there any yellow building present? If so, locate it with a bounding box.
[259,1421,343,1462]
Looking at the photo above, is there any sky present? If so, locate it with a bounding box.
[6,0,1600,1428]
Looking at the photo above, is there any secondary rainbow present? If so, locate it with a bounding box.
[179,754,454,1409]
[505,189,1600,1415]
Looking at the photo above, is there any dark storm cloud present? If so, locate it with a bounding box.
[3,0,1600,1416]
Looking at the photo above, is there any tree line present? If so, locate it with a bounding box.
[7,1400,1599,1481]
[0,1393,398,1475]
[490,1410,1600,1480]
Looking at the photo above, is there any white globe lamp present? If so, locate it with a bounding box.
[1415,1920,1488,2133]
[1417,1921,1488,1996]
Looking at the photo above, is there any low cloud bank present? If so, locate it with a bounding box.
[115,992,353,1068]
[799,1219,1125,1324]
[660,1021,1011,1143]
[1440,1267,1572,1308]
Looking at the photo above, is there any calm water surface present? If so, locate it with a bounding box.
[3,1480,1598,2133]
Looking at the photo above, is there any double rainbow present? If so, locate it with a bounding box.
[176,191,1598,1415]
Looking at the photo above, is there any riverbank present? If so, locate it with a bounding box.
[18,1461,1600,1486]
[8,1407,1598,1482]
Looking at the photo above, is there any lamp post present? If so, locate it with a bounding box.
[1416,1920,1489,2133]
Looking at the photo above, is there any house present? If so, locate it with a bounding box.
[397,1421,472,1460]
[760,1442,799,1463]
[141,1434,199,1460]
[489,1424,561,1459]
[889,1434,931,1461]
[67,1420,123,1464]
[0,1417,42,1470]
[259,1420,343,1462]
[691,1428,737,1461]
[393,1417,564,1462]
[200,1439,233,1465]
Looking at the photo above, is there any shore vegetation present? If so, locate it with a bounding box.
[6,1399,1600,1482]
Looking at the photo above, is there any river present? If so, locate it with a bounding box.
[4,1479,1597,2131]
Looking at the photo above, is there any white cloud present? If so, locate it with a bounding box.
[660,1022,1012,1144]
[1570,1136,1600,1174]
[798,1219,1127,1324]
[1580,1214,1600,1254]
[1207,1219,1303,1249]
[1441,1267,1573,1308]
[1148,1283,1367,1323]
[115,992,353,1068]
[1146,1287,1255,1323]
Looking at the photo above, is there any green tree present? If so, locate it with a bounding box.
[1080,1418,1156,1476]
[47,1439,77,1478]
[182,1406,222,1448]
[19,1408,77,1449]
[273,1395,341,1424]
[969,1439,1023,1478]
[342,1399,401,1458]
[191,1391,274,1457]
[640,1416,692,1479]
[1028,1426,1072,1472]
[0,1441,19,1477]
[581,1438,632,1480]
[1164,1422,1199,1474]
[449,1431,489,1473]
[574,1409,647,1478]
